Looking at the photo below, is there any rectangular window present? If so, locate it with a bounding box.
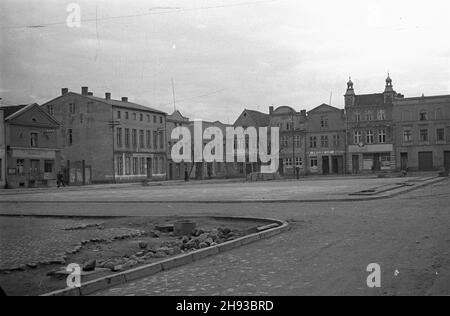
[310,157,318,168]
[44,160,54,173]
[377,110,386,121]
[355,112,361,122]
[354,131,362,144]
[285,158,292,167]
[160,117,163,124]
[310,136,317,148]
[437,128,445,142]
[419,111,428,121]
[132,129,137,147]
[68,129,73,146]
[117,128,122,147]
[140,158,146,175]
[30,132,38,147]
[147,115,151,122]
[153,131,158,149]
[125,112,129,120]
[146,130,151,148]
[420,129,428,142]
[295,157,303,167]
[295,135,301,147]
[69,103,76,114]
[365,111,373,121]
[160,133,164,149]
[125,128,130,148]
[117,111,121,119]
[140,114,143,122]
[378,129,386,143]
[403,130,412,142]
[125,157,131,175]
[366,130,374,144]
[133,158,138,175]
[153,116,157,123]
[133,113,137,121]
[333,135,340,147]
[321,136,329,148]
[17,159,25,175]
[117,156,123,176]
[139,130,144,148]
[320,116,328,128]
[47,105,54,116]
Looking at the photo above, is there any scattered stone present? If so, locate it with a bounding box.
[82,260,97,272]
[139,242,148,250]
[27,263,38,269]
[148,230,161,238]
[199,242,208,249]
[136,251,146,257]
[155,224,174,233]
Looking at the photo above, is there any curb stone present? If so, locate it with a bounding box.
[41,216,289,296]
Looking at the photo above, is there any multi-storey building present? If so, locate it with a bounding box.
[269,106,307,176]
[393,95,450,171]
[166,110,191,180]
[345,76,399,174]
[0,108,6,188]
[306,104,346,175]
[41,87,167,184]
[233,109,271,176]
[2,103,61,188]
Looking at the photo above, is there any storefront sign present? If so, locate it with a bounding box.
[348,144,393,153]
[11,148,56,159]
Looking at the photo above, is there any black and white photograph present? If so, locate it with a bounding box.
[0,0,449,301]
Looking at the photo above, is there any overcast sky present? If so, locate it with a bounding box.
[1,0,449,122]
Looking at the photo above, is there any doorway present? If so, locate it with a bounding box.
[373,153,381,171]
[418,152,433,171]
[322,156,330,175]
[400,153,408,171]
[146,158,153,179]
[445,151,450,171]
[352,155,359,174]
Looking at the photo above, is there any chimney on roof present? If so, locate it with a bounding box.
[61,88,69,95]
[301,110,307,117]
[81,87,89,95]
[269,106,274,114]
[122,97,128,102]
[88,92,93,96]
[105,93,111,100]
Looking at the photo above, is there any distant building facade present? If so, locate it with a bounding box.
[167,110,191,180]
[269,106,307,176]
[306,104,346,175]
[41,87,167,184]
[0,108,5,188]
[2,104,61,188]
[345,76,399,174]
[393,95,450,171]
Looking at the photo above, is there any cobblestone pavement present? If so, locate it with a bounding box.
[93,179,450,296]
[0,177,428,203]
[0,217,140,270]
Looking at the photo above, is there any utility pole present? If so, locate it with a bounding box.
[108,115,121,184]
[171,78,177,112]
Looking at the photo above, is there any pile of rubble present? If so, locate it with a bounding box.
[92,227,239,273]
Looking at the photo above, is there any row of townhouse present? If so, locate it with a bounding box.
[1,76,449,188]
[231,75,450,176]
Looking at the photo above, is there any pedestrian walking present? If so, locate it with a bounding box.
[57,171,66,188]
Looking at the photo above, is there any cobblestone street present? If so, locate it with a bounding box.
[0,217,141,270]
[0,178,449,295]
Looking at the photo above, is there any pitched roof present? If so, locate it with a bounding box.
[243,109,270,127]
[41,92,166,115]
[308,103,343,114]
[355,94,384,106]
[85,95,166,115]
[1,104,28,118]
[3,103,60,125]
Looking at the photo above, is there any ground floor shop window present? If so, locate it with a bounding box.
[133,158,138,175]
[117,156,123,175]
[310,157,318,168]
[125,157,131,175]
[44,160,54,174]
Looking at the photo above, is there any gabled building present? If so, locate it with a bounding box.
[306,104,346,175]
[166,110,191,180]
[345,76,400,173]
[41,87,167,184]
[2,103,61,188]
